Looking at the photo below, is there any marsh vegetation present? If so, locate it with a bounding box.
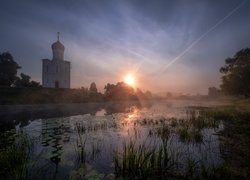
[0,100,249,179]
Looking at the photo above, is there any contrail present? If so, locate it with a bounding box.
[158,0,248,74]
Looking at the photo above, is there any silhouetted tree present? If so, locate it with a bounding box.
[135,88,145,98]
[0,52,21,87]
[220,48,250,97]
[104,82,138,101]
[29,80,41,87]
[14,73,41,87]
[89,82,97,93]
[14,73,30,87]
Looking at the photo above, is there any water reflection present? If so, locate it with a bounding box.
[0,100,225,179]
[0,102,142,132]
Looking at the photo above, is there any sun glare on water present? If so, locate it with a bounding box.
[124,74,135,87]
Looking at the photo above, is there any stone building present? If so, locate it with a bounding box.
[42,33,70,88]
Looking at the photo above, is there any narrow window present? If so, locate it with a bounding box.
[46,65,48,72]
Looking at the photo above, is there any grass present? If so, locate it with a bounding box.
[170,118,178,127]
[103,107,250,178]
[186,109,221,129]
[177,126,203,143]
[75,123,87,164]
[0,131,35,179]
[1,102,250,179]
[198,108,250,179]
[114,139,178,179]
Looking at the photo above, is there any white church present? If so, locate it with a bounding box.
[42,33,70,88]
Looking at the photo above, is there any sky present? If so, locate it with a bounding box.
[0,0,250,94]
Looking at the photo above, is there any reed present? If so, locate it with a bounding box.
[0,132,35,179]
[114,137,178,178]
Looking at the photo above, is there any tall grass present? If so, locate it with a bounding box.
[178,126,203,143]
[75,123,87,164]
[0,131,35,179]
[114,132,179,178]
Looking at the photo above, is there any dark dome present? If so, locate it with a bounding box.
[52,40,65,50]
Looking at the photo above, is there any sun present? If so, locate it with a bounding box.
[124,74,135,87]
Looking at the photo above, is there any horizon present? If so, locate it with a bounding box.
[1,0,250,94]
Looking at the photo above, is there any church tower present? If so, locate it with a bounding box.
[42,33,70,88]
[52,32,65,60]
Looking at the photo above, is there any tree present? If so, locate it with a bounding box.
[89,82,97,93]
[104,82,138,101]
[14,73,41,87]
[0,52,21,87]
[220,48,250,97]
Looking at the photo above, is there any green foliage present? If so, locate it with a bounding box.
[0,52,21,87]
[220,48,250,97]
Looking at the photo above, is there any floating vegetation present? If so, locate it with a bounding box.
[1,102,249,179]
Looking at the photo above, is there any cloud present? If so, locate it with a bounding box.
[0,0,249,94]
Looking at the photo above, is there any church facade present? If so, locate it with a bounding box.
[42,34,70,88]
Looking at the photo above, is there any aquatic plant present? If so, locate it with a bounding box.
[170,118,178,127]
[90,142,101,161]
[156,124,170,143]
[75,123,87,164]
[178,126,190,142]
[0,131,35,179]
[69,164,104,180]
[184,157,199,178]
[177,126,203,143]
[114,138,178,179]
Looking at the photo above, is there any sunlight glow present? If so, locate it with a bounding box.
[124,74,135,87]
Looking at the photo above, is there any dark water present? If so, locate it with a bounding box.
[0,100,227,179]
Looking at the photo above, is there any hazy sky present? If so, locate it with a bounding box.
[1,0,250,94]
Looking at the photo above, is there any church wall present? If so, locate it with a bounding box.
[42,59,70,88]
[42,36,70,89]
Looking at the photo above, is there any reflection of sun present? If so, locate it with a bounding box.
[124,74,135,87]
[127,107,138,120]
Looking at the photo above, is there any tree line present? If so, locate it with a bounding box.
[1,47,250,103]
[0,51,153,104]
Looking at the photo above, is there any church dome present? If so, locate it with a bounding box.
[51,40,65,51]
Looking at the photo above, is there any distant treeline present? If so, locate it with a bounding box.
[0,82,153,104]
[0,52,154,104]
[0,87,99,104]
